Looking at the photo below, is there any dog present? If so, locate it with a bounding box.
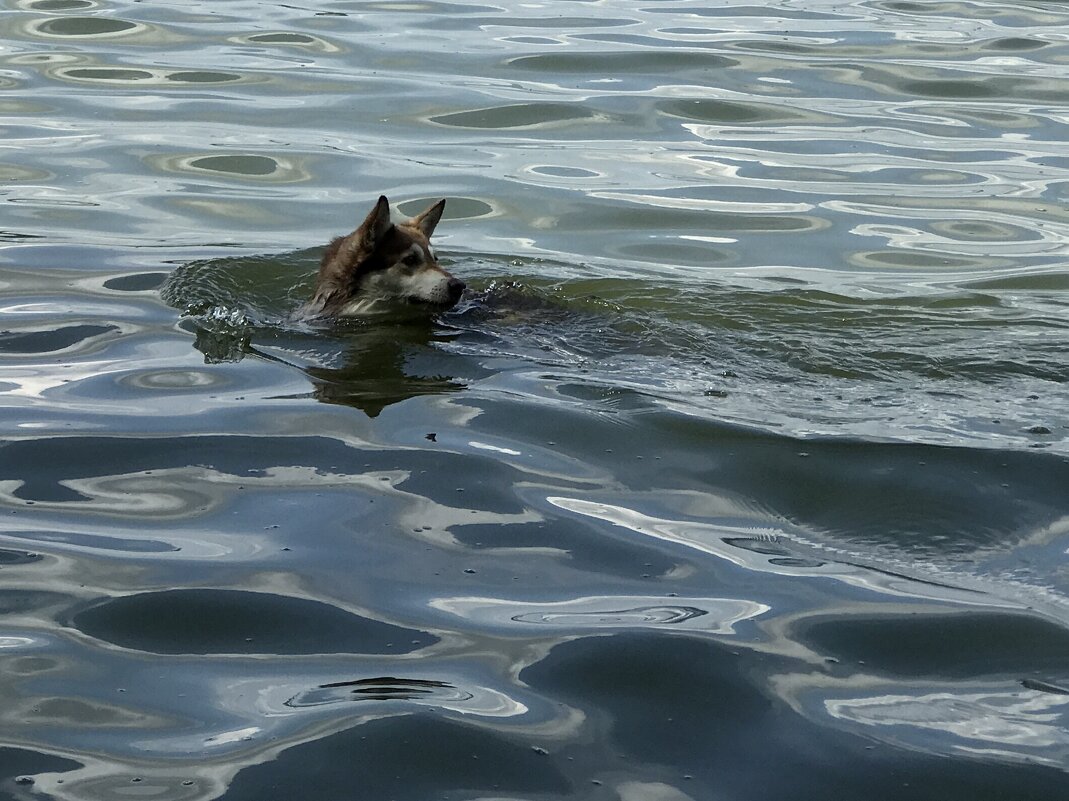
[302,196,465,317]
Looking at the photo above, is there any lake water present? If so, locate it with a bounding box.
[2,0,1069,798]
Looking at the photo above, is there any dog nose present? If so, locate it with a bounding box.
[447,278,465,300]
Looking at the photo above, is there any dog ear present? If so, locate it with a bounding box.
[411,199,446,238]
[359,195,393,246]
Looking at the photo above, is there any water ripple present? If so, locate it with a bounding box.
[433,594,767,634]
[3,0,1069,797]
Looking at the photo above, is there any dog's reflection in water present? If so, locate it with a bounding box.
[193,316,467,418]
[303,321,468,418]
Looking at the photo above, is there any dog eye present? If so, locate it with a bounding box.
[402,253,422,267]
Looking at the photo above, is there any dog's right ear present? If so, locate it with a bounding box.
[358,195,393,246]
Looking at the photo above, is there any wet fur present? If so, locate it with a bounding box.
[302,196,464,317]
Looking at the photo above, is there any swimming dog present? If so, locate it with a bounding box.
[303,195,465,317]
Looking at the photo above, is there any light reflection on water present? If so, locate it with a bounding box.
[0,0,1068,797]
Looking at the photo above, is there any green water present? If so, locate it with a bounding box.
[1,0,1068,798]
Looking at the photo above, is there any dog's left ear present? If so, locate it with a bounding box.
[412,199,446,238]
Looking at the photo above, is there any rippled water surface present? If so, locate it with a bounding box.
[2,0,1069,798]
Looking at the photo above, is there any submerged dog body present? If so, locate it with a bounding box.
[303,196,465,317]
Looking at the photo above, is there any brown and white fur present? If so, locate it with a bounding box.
[302,195,465,317]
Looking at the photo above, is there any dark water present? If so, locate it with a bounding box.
[2,0,1069,798]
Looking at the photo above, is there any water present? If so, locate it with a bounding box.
[2,0,1069,797]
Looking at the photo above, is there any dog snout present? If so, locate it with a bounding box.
[447,277,466,301]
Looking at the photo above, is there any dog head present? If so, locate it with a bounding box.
[309,196,465,315]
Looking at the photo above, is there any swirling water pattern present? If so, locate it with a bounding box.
[1,0,1068,799]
